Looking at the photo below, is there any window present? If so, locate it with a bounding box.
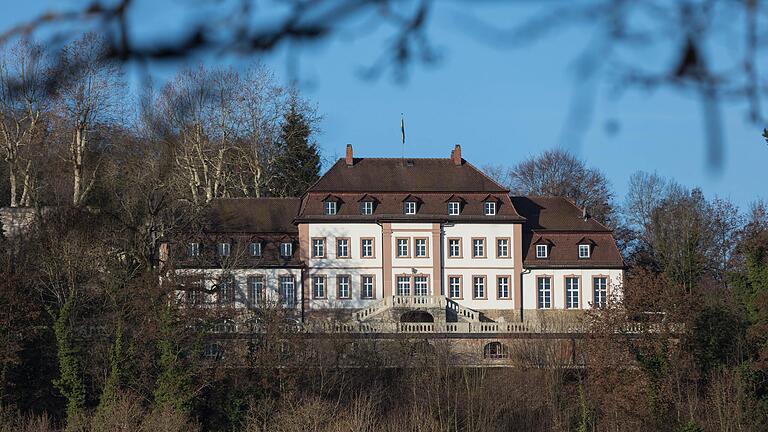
[566,277,580,309]
[404,201,417,215]
[448,238,461,257]
[537,277,552,309]
[249,242,262,257]
[360,201,374,215]
[579,244,591,258]
[184,278,203,306]
[312,238,325,258]
[280,242,292,257]
[415,238,428,257]
[203,342,223,360]
[448,201,461,215]
[484,201,496,216]
[414,276,429,296]
[218,242,231,257]
[497,276,510,299]
[472,238,485,258]
[396,276,411,296]
[188,242,200,257]
[497,238,509,258]
[483,342,509,359]
[337,275,351,299]
[472,276,486,299]
[361,238,374,258]
[279,276,295,307]
[247,276,264,307]
[312,275,326,299]
[536,244,548,258]
[218,277,235,306]
[397,238,409,257]
[336,238,350,258]
[361,275,375,299]
[324,201,337,215]
[448,276,462,299]
[593,277,608,308]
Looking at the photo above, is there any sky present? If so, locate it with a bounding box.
[2,1,767,210]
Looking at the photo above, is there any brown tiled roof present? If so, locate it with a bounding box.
[296,192,524,222]
[174,233,302,268]
[206,198,300,233]
[309,158,508,193]
[510,196,610,232]
[522,232,624,269]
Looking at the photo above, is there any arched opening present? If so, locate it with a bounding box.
[483,342,510,359]
[400,310,434,323]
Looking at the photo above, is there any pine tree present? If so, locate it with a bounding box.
[269,96,321,197]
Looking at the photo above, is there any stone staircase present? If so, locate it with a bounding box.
[354,295,481,323]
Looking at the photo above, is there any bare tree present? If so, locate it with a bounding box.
[0,40,51,207]
[54,34,124,207]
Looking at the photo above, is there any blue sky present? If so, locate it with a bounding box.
[3,1,766,210]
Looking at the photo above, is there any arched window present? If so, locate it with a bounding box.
[483,342,509,359]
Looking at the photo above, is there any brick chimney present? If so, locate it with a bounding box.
[345,144,353,166]
[451,144,462,166]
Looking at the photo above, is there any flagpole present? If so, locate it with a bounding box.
[400,113,405,161]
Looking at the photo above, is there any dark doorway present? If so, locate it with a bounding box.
[400,310,434,323]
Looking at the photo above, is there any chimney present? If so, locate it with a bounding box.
[582,207,588,220]
[452,144,462,166]
[345,144,353,166]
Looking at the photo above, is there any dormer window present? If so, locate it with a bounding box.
[218,242,231,257]
[249,242,262,257]
[484,201,497,216]
[280,242,293,258]
[448,201,461,216]
[404,201,417,215]
[536,244,548,259]
[324,201,337,215]
[361,201,374,215]
[188,242,200,257]
[579,244,591,259]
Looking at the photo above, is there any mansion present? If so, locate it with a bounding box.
[167,145,624,326]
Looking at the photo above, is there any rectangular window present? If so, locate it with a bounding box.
[218,277,235,306]
[188,242,200,257]
[397,238,409,257]
[537,277,552,309]
[472,276,486,299]
[247,276,264,307]
[472,238,485,258]
[361,201,374,215]
[497,276,510,299]
[536,244,548,258]
[415,238,428,257]
[280,242,292,258]
[361,275,375,299]
[218,242,231,257]
[566,277,580,309]
[324,201,337,215]
[414,276,429,296]
[448,276,462,299]
[448,238,461,258]
[361,238,374,258]
[593,277,608,308]
[404,201,417,215]
[249,242,262,257]
[448,201,460,215]
[184,277,203,306]
[312,275,326,299]
[579,244,591,258]
[337,275,351,299]
[279,276,295,307]
[484,201,496,216]
[496,238,509,258]
[312,238,325,258]
[396,276,411,296]
[336,238,350,258]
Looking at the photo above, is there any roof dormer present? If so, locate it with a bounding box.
[402,194,421,215]
[358,194,379,215]
[481,194,500,216]
[321,194,342,215]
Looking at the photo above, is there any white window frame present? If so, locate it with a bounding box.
[415,238,428,257]
[218,277,235,305]
[280,242,293,258]
[361,201,374,215]
[218,242,231,257]
[188,242,200,257]
[593,277,608,308]
[448,201,461,216]
[324,201,337,215]
[497,276,510,299]
[279,276,296,307]
[312,239,325,258]
[247,275,264,306]
[312,275,325,299]
[484,201,496,216]
[361,238,374,257]
[472,239,485,258]
[472,276,486,299]
[497,238,509,258]
[537,277,552,309]
[566,277,580,309]
[361,275,375,299]
[448,276,461,298]
[397,238,409,257]
[536,244,548,259]
[396,276,411,296]
[578,244,591,259]
[337,275,351,299]
[448,239,461,257]
[414,275,429,296]
[336,238,349,258]
[404,201,417,215]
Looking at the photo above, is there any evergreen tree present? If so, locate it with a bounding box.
[269,96,320,197]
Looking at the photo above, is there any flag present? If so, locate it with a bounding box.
[400,116,405,145]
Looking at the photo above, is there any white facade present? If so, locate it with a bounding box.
[521,269,623,310]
